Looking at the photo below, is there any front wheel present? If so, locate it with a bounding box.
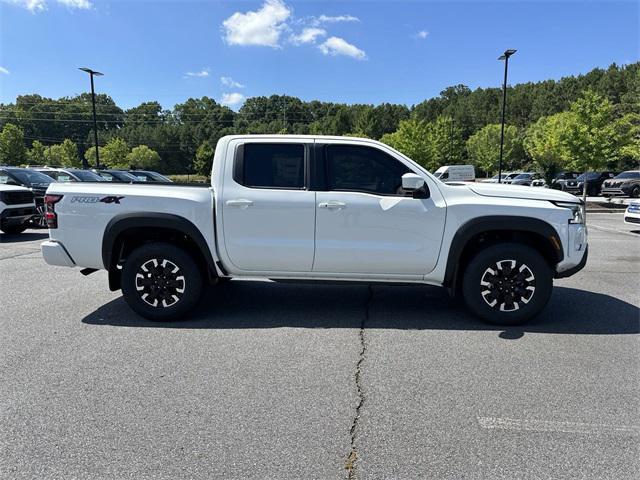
[462,243,553,325]
[630,186,640,198]
[121,242,203,321]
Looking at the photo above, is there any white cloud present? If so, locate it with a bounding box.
[414,30,429,39]
[2,0,47,12]
[220,76,245,89]
[290,27,326,45]
[318,36,366,60]
[220,92,246,107]
[2,0,92,11]
[0,66,9,75]
[315,14,359,24]
[57,0,91,9]
[185,68,210,78]
[222,0,291,48]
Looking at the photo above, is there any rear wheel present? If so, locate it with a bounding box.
[121,242,203,321]
[462,243,553,325]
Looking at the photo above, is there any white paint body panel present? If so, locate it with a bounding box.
[43,135,588,286]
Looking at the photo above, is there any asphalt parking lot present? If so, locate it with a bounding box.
[1,212,638,480]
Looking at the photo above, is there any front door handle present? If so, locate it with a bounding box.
[226,199,253,208]
[318,201,346,210]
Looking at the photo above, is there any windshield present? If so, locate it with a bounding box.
[110,171,137,182]
[576,172,600,181]
[3,168,55,185]
[514,173,532,180]
[72,170,106,181]
[615,171,640,179]
[505,173,520,179]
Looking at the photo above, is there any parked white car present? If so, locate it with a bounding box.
[480,172,521,183]
[0,184,36,234]
[624,201,640,226]
[433,165,475,182]
[41,135,588,325]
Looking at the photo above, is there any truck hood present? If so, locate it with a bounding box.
[463,182,580,203]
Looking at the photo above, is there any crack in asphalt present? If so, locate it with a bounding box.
[345,284,373,480]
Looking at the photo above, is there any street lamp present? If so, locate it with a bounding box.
[79,67,104,169]
[497,49,516,184]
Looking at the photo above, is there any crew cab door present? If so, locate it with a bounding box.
[313,142,446,276]
[220,140,316,272]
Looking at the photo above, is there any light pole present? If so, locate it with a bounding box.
[79,67,104,169]
[497,49,516,184]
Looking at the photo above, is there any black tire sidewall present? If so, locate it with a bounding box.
[462,243,553,325]
[631,186,640,198]
[121,242,203,321]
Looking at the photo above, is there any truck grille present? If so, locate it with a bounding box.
[1,191,34,205]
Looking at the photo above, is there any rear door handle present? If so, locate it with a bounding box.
[318,201,346,210]
[226,199,253,208]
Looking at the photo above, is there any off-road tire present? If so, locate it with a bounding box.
[121,242,203,321]
[462,242,553,325]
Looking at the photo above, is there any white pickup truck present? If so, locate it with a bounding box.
[41,135,588,325]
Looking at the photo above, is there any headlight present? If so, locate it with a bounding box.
[553,201,585,224]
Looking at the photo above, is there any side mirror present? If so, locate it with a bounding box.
[402,173,430,199]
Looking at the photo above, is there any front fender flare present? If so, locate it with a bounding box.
[443,215,564,289]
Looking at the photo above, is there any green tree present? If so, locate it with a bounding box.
[381,119,434,169]
[60,139,80,167]
[86,138,130,169]
[564,90,622,173]
[44,140,80,167]
[616,113,640,167]
[126,145,161,170]
[524,113,572,184]
[0,123,27,165]
[28,140,47,164]
[466,124,521,176]
[193,141,215,176]
[428,116,465,166]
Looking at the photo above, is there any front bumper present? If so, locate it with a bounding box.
[602,185,634,196]
[0,206,36,227]
[41,240,75,267]
[554,223,588,278]
[624,210,640,225]
[556,245,588,278]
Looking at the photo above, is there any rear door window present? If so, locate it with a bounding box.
[238,143,305,189]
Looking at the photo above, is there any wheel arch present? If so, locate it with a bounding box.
[443,215,564,295]
[102,213,218,291]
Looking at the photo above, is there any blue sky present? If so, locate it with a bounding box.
[0,0,638,110]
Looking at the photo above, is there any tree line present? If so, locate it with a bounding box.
[0,62,637,180]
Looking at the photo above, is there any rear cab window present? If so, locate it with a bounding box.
[235,143,305,189]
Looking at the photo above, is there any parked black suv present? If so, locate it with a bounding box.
[564,171,616,196]
[549,172,580,191]
[601,171,640,198]
[0,167,56,227]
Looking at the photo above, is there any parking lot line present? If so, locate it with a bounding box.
[478,417,640,436]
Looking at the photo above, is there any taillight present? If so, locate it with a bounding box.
[44,194,63,229]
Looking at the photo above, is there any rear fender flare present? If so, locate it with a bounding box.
[102,213,218,288]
